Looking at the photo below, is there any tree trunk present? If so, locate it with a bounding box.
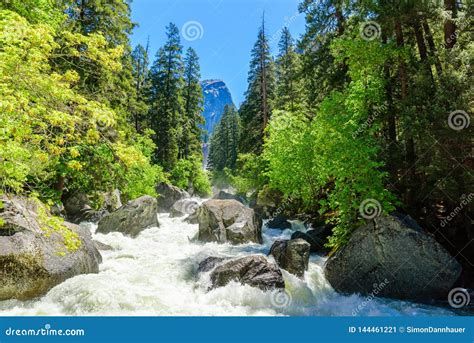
[55,175,66,199]
[395,21,408,99]
[422,19,443,76]
[413,18,434,81]
[444,0,457,49]
[395,20,417,207]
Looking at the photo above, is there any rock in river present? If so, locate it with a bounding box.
[209,255,285,291]
[291,225,333,253]
[0,195,101,300]
[156,182,190,212]
[197,199,262,244]
[97,195,158,237]
[270,239,310,277]
[324,214,462,301]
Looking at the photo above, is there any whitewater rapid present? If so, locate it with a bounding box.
[0,209,454,316]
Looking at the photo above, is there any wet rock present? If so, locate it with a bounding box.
[210,255,285,291]
[184,214,199,224]
[170,199,200,218]
[93,240,113,251]
[62,192,109,224]
[63,192,90,217]
[197,199,262,244]
[156,183,190,212]
[267,215,291,229]
[197,257,227,273]
[97,195,158,237]
[291,225,333,253]
[325,215,462,301]
[0,195,101,300]
[213,191,246,204]
[269,239,310,277]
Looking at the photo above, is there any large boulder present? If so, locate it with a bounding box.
[197,256,227,273]
[325,215,462,301]
[156,183,190,212]
[197,199,262,244]
[209,255,285,291]
[0,195,101,300]
[291,225,333,253]
[96,195,158,237]
[269,239,310,277]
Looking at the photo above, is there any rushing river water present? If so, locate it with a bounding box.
[0,205,455,316]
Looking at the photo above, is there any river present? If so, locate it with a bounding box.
[0,206,455,316]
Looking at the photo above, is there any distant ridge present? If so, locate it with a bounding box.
[201,79,234,139]
[200,79,234,168]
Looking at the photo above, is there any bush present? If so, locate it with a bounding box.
[170,155,211,197]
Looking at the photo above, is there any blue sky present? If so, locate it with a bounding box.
[130,0,306,105]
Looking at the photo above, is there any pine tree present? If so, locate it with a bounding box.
[148,23,184,170]
[131,42,150,132]
[209,105,240,171]
[298,0,348,109]
[239,15,275,154]
[181,47,204,159]
[275,27,301,111]
[64,0,134,46]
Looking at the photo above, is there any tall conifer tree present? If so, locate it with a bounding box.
[239,14,275,154]
[149,23,184,170]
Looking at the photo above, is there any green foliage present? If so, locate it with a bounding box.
[180,47,204,159]
[264,34,398,248]
[239,17,276,154]
[149,23,184,171]
[0,9,160,204]
[232,153,269,195]
[275,27,303,111]
[170,156,211,197]
[208,105,240,171]
[34,197,81,254]
[0,0,64,27]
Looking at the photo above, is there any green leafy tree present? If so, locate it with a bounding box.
[0,9,161,204]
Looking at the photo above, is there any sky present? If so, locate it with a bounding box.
[130,0,306,106]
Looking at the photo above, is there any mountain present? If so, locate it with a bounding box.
[201,80,234,168]
[201,79,234,140]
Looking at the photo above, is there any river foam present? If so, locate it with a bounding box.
[0,212,454,316]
